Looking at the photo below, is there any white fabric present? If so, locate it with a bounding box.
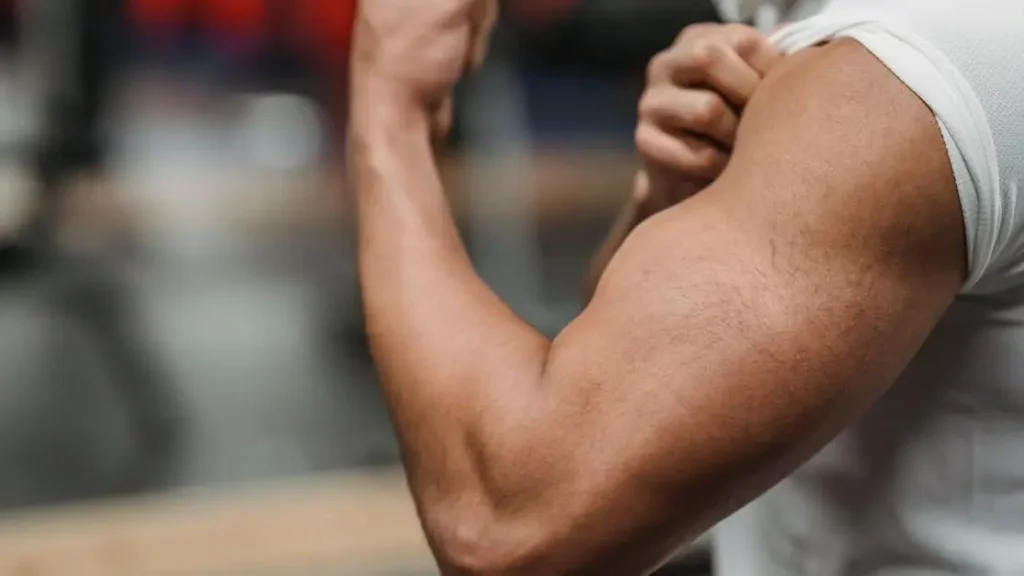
[712,0,827,24]
[713,1,1024,574]
[712,0,774,23]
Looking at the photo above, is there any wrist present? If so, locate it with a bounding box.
[348,88,435,199]
[351,85,432,141]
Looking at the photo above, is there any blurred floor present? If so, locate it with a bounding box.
[0,468,708,574]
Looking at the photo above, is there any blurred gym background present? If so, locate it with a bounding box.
[0,0,727,573]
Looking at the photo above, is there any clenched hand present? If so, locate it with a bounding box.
[586,23,782,302]
[637,23,782,206]
[351,0,497,134]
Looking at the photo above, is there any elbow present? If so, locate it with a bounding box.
[424,498,556,576]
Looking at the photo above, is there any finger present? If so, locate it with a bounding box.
[635,123,730,180]
[639,85,740,147]
[725,24,784,76]
[650,26,781,108]
[631,170,652,204]
[669,41,762,109]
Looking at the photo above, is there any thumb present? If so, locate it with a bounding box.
[631,171,652,204]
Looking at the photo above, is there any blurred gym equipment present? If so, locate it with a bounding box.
[460,23,561,333]
[0,0,182,504]
[510,0,721,73]
[0,1,721,572]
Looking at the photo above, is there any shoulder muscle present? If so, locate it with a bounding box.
[514,39,967,572]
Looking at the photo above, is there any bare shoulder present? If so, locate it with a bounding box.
[489,38,975,571]
[603,38,966,311]
[711,38,966,282]
[554,37,970,546]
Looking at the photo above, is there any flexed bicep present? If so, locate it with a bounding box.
[486,39,968,574]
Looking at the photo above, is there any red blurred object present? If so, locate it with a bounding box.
[133,0,266,38]
[131,0,189,29]
[205,0,266,40]
[298,0,356,59]
[131,0,355,58]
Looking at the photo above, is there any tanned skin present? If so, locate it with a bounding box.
[350,1,966,572]
[585,23,783,303]
[585,21,782,301]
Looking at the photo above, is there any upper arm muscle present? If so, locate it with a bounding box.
[495,40,967,573]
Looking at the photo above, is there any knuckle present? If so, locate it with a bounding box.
[636,121,728,177]
[636,90,666,119]
[729,25,769,55]
[635,125,666,162]
[688,38,725,69]
[723,23,760,41]
[695,146,719,167]
[674,24,697,44]
[634,124,654,151]
[646,52,668,83]
[637,91,654,118]
[694,148,727,176]
[706,160,728,178]
[693,94,726,127]
[675,22,713,44]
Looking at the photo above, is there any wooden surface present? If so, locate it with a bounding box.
[0,466,710,575]
[0,470,435,575]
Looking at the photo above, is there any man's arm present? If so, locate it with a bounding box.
[583,23,781,304]
[583,173,672,303]
[352,39,966,575]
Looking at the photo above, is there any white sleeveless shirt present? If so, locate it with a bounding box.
[714,1,1024,574]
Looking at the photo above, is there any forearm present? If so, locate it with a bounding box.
[351,94,551,514]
